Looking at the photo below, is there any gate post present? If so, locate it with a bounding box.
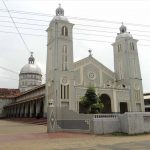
[47,99,57,132]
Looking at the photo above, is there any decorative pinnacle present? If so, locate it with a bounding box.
[56,3,64,16]
[28,51,35,64]
[88,49,92,56]
[120,22,127,33]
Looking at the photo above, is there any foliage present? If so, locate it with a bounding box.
[80,87,104,114]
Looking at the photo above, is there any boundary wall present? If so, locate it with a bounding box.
[47,107,150,134]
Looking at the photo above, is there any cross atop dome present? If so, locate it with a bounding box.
[56,3,64,16]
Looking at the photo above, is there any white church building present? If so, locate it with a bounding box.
[45,4,144,115]
[1,5,145,118]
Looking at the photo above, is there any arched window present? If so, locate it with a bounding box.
[134,89,140,101]
[61,84,69,99]
[118,61,123,79]
[131,58,137,76]
[62,26,68,36]
[130,42,134,51]
[118,44,121,52]
[62,45,68,70]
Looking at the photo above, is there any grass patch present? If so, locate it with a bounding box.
[112,132,129,136]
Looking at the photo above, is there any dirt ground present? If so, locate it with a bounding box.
[0,120,150,150]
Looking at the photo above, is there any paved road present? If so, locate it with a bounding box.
[0,120,150,150]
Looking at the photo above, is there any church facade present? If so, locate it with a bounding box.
[2,5,145,118]
[44,5,144,116]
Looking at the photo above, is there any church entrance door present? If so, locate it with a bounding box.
[100,94,111,113]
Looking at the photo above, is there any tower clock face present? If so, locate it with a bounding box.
[61,77,68,85]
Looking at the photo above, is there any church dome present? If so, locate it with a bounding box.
[19,52,42,93]
[52,4,69,22]
[52,16,69,22]
[20,64,42,75]
[20,52,42,75]
[116,23,132,40]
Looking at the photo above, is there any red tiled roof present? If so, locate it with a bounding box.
[0,88,20,98]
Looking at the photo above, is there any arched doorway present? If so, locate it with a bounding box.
[100,94,111,113]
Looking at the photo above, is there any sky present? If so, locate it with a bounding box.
[0,0,150,93]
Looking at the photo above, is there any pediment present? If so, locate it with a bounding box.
[74,56,115,79]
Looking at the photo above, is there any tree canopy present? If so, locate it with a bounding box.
[79,87,104,114]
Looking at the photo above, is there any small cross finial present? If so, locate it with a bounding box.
[59,3,61,8]
[31,51,33,56]
[88,49,92,56]
[122,22,124,25]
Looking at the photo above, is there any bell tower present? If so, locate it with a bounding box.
[45,5,76,116]
[113,23,144,112]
